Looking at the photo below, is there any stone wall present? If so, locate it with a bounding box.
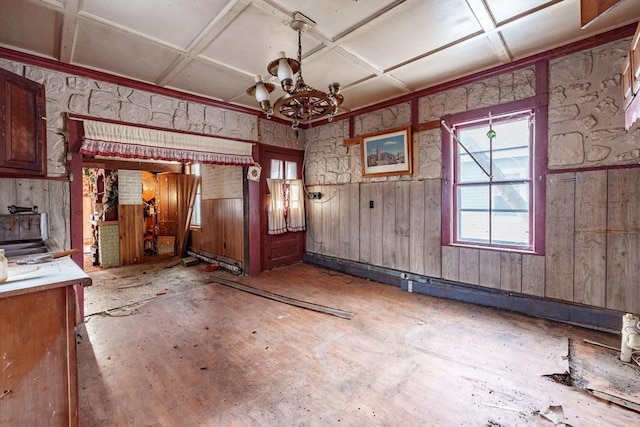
[548,38,640,168]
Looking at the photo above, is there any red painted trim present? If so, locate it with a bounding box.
[533,61,548,254]
[68,113,259,144]
[547,162,640,173]
[247,143,261,276]
[67,117,85,320]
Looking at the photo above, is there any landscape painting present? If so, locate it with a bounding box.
[361,126,412,177]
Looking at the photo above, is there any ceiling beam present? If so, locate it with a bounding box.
[59,0,80,63]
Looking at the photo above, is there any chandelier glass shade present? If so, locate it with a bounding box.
[246,17,344,128]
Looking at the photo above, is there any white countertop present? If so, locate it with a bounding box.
[0,257,91,298]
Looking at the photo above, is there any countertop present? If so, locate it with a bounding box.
[0,257,92,298]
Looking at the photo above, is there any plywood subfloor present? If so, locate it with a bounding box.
[78,262,640,426]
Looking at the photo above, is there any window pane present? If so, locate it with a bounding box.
[192,193,201,226]
[457,185,489,243]
[491,118,530,180]
[270,160,283,179]
[285,161,297,180]
[458,127,491,183]
[491,183,529,246]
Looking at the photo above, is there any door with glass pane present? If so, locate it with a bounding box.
[260,145,305,270]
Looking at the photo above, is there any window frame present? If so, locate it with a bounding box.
[190,163,201,227]
[441,99,547,255]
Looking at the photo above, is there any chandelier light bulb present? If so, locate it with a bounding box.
[277,52,295,92]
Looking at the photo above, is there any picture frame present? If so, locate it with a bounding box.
[360,125,412,178]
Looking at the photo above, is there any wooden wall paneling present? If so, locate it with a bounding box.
[201,199,215,253]
[359,183,372,264]
[396,182,410,271]
[606,234,640,313]
[606,168,640,312]
[424,179,442,278]
[0,178,17,214]
[369,182,384,267]
[479,249,501,289]
[348,183,360,261]
[338,185,351,260]
[306,186,321,253]
[382,183,397,269]
[315,186,328,256]
[118,204,143,265]
[545,173,575,301]
[328,186,340,258]
[459,247,479,285]
[574,170,607,307]
[221,199,244,262]
[16,178,48,212]
[522,255,545,296]
[441,246,459,281]
[409,180,426,275]
[500,252,522,292]
[48,180,69,250]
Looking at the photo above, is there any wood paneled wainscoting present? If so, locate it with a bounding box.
[189,198,244,269]
[306,167,640,330]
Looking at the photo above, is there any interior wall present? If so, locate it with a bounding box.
[304,37,640,315]
[0,57,262,256]
[190,165,244,266]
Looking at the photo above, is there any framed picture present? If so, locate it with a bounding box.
[360,125,412,178]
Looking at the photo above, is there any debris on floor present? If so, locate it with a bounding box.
[538,405,564,425]
[181,256,199,267]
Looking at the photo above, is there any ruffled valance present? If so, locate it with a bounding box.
[79,119,254,165]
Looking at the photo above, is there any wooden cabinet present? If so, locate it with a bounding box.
[0,258,91,427]
[0,69,47,177]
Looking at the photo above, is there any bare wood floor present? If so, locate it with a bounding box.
[78,261,640,426]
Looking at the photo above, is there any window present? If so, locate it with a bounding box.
[191,164,201,226]
[266,158,305,234]
[442,104,546,253]
[270,159,297,180]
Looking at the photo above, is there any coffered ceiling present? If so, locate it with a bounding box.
[1,0,638,117]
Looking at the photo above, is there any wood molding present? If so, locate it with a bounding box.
[343,137,362,146]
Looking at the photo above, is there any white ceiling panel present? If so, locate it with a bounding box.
[486,0,557,25]
[0,0,61,59]
[390,37,502,91]
[80,0,228,50]
[73,18,182,83]
[270,0,401,40]
[339,75,410,111]
[167,59,254,102]
[293,48,374,94]
[199,3,321,76]
[341,0,482,72]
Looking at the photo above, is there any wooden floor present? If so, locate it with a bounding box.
[78,261,640,426]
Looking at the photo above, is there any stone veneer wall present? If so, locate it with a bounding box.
[98,224,119,268]
[548,38,640,167]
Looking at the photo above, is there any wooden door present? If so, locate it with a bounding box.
[261,145,305,270]
[157,173,178,252]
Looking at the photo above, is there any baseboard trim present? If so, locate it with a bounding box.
[303,253,623,334]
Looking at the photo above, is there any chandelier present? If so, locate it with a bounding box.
[246,14,344,129]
